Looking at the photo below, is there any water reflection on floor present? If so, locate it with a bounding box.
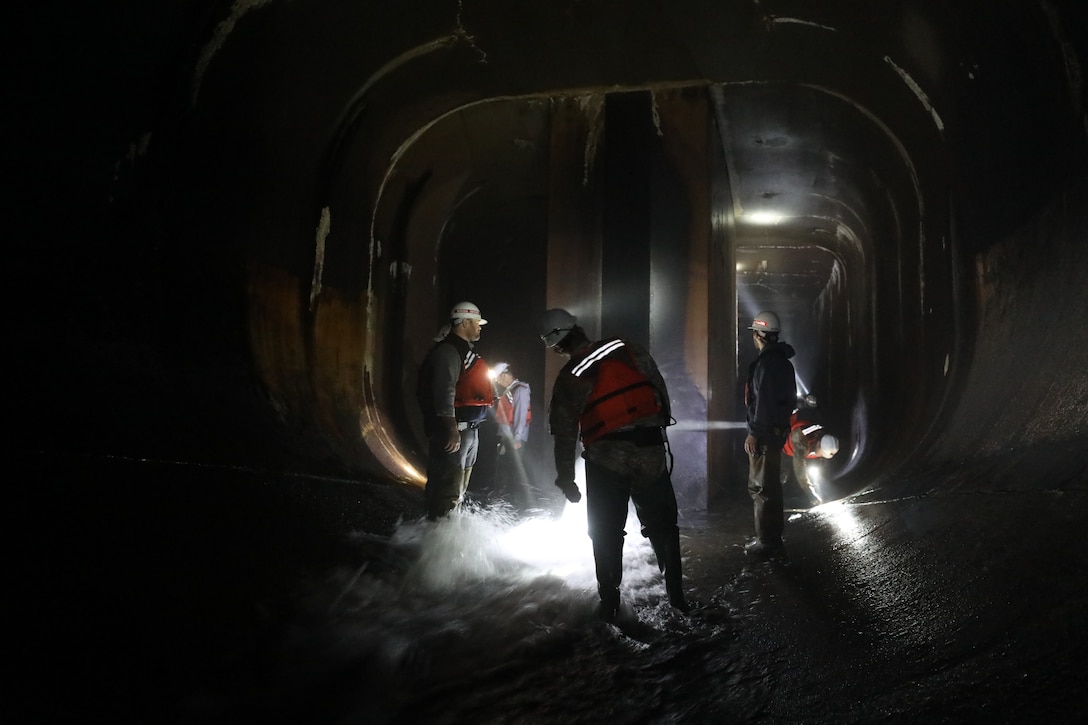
[17,452,1087,723]
[186,484,1088,724]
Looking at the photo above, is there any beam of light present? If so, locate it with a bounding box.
[808,463,824,503]
[737,286,760,329]
[670,420,748,431]
[742,210,785,226]
[497,458,595,582]
[794,373,810,398]
[498,498,596,581]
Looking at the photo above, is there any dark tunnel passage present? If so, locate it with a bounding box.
[9,0,1088,721]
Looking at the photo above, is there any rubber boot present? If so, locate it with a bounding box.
[651,533,690,612]
[457,466,473,509]
[592,537,623,622]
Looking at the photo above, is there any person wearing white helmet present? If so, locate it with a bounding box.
[492,362,531,453]
[416,301,493,520]
[490,361,534,507]
[743,310,797,558]
[540,308,689,620]
[781,395,839,505]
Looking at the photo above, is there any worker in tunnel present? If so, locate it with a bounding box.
[781,394,840,507]
[490,361,535,509]
[743,311,798,558]
[541,308,689,621]
[416,301,494,521]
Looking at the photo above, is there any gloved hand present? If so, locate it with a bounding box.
[556,479,582,503]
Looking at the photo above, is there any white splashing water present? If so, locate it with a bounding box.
[390,498,658,597]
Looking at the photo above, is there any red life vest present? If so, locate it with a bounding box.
[782,411,824,458]
[454,351,494,421]
[572,338,661,445]
[496,381,531,428]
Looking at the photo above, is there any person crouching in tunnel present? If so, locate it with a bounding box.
[781,394,839,507]
[540,308,689,621]
[416,301,494,521]
[744,311,797,558]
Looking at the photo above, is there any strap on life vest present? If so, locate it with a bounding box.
[496,381,531,428]
[454,352,494,423]
[573,339,661,445]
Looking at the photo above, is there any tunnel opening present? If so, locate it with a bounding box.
[329,78,958,510]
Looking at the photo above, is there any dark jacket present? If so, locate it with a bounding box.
[746,340,797,445]
[417,335,483,432]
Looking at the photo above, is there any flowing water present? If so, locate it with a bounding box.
[25,452,1082,723]
[196,501,763,724]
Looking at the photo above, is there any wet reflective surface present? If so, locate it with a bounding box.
[15,453,1086,723]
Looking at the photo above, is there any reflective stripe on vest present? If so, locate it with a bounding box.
[782,413,824,458]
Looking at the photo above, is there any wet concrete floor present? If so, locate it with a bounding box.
[12,451,1088,723]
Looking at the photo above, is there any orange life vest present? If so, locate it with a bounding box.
[454,351,494,422]
[572,338,661,445]
[782,411,825,458]
[496,381,531,428]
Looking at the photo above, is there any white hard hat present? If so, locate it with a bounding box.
[820,434,839,458]
[449,301,487,324]
[491,361,510,376]
[539,308,577,347]
[747,310,781,334]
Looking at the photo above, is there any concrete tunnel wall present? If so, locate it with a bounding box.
[9,0,1088,506]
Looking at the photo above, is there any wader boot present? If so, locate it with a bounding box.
[593,537,623,622]
[457,466,473,508]
[651,532,690,612]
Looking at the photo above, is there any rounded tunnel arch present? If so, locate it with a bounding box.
[721,79,949,492]
[139,0,1087,509]
[267,77,956,503]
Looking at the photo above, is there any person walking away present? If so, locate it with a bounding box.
[492,361,534,508]
[781,395,839,506]
[416,301,493,521]
[540,308,689,620]
[743,310,797,557]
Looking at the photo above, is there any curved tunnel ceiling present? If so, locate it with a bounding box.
[359,80,932,493]
[26,0,1082,504]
